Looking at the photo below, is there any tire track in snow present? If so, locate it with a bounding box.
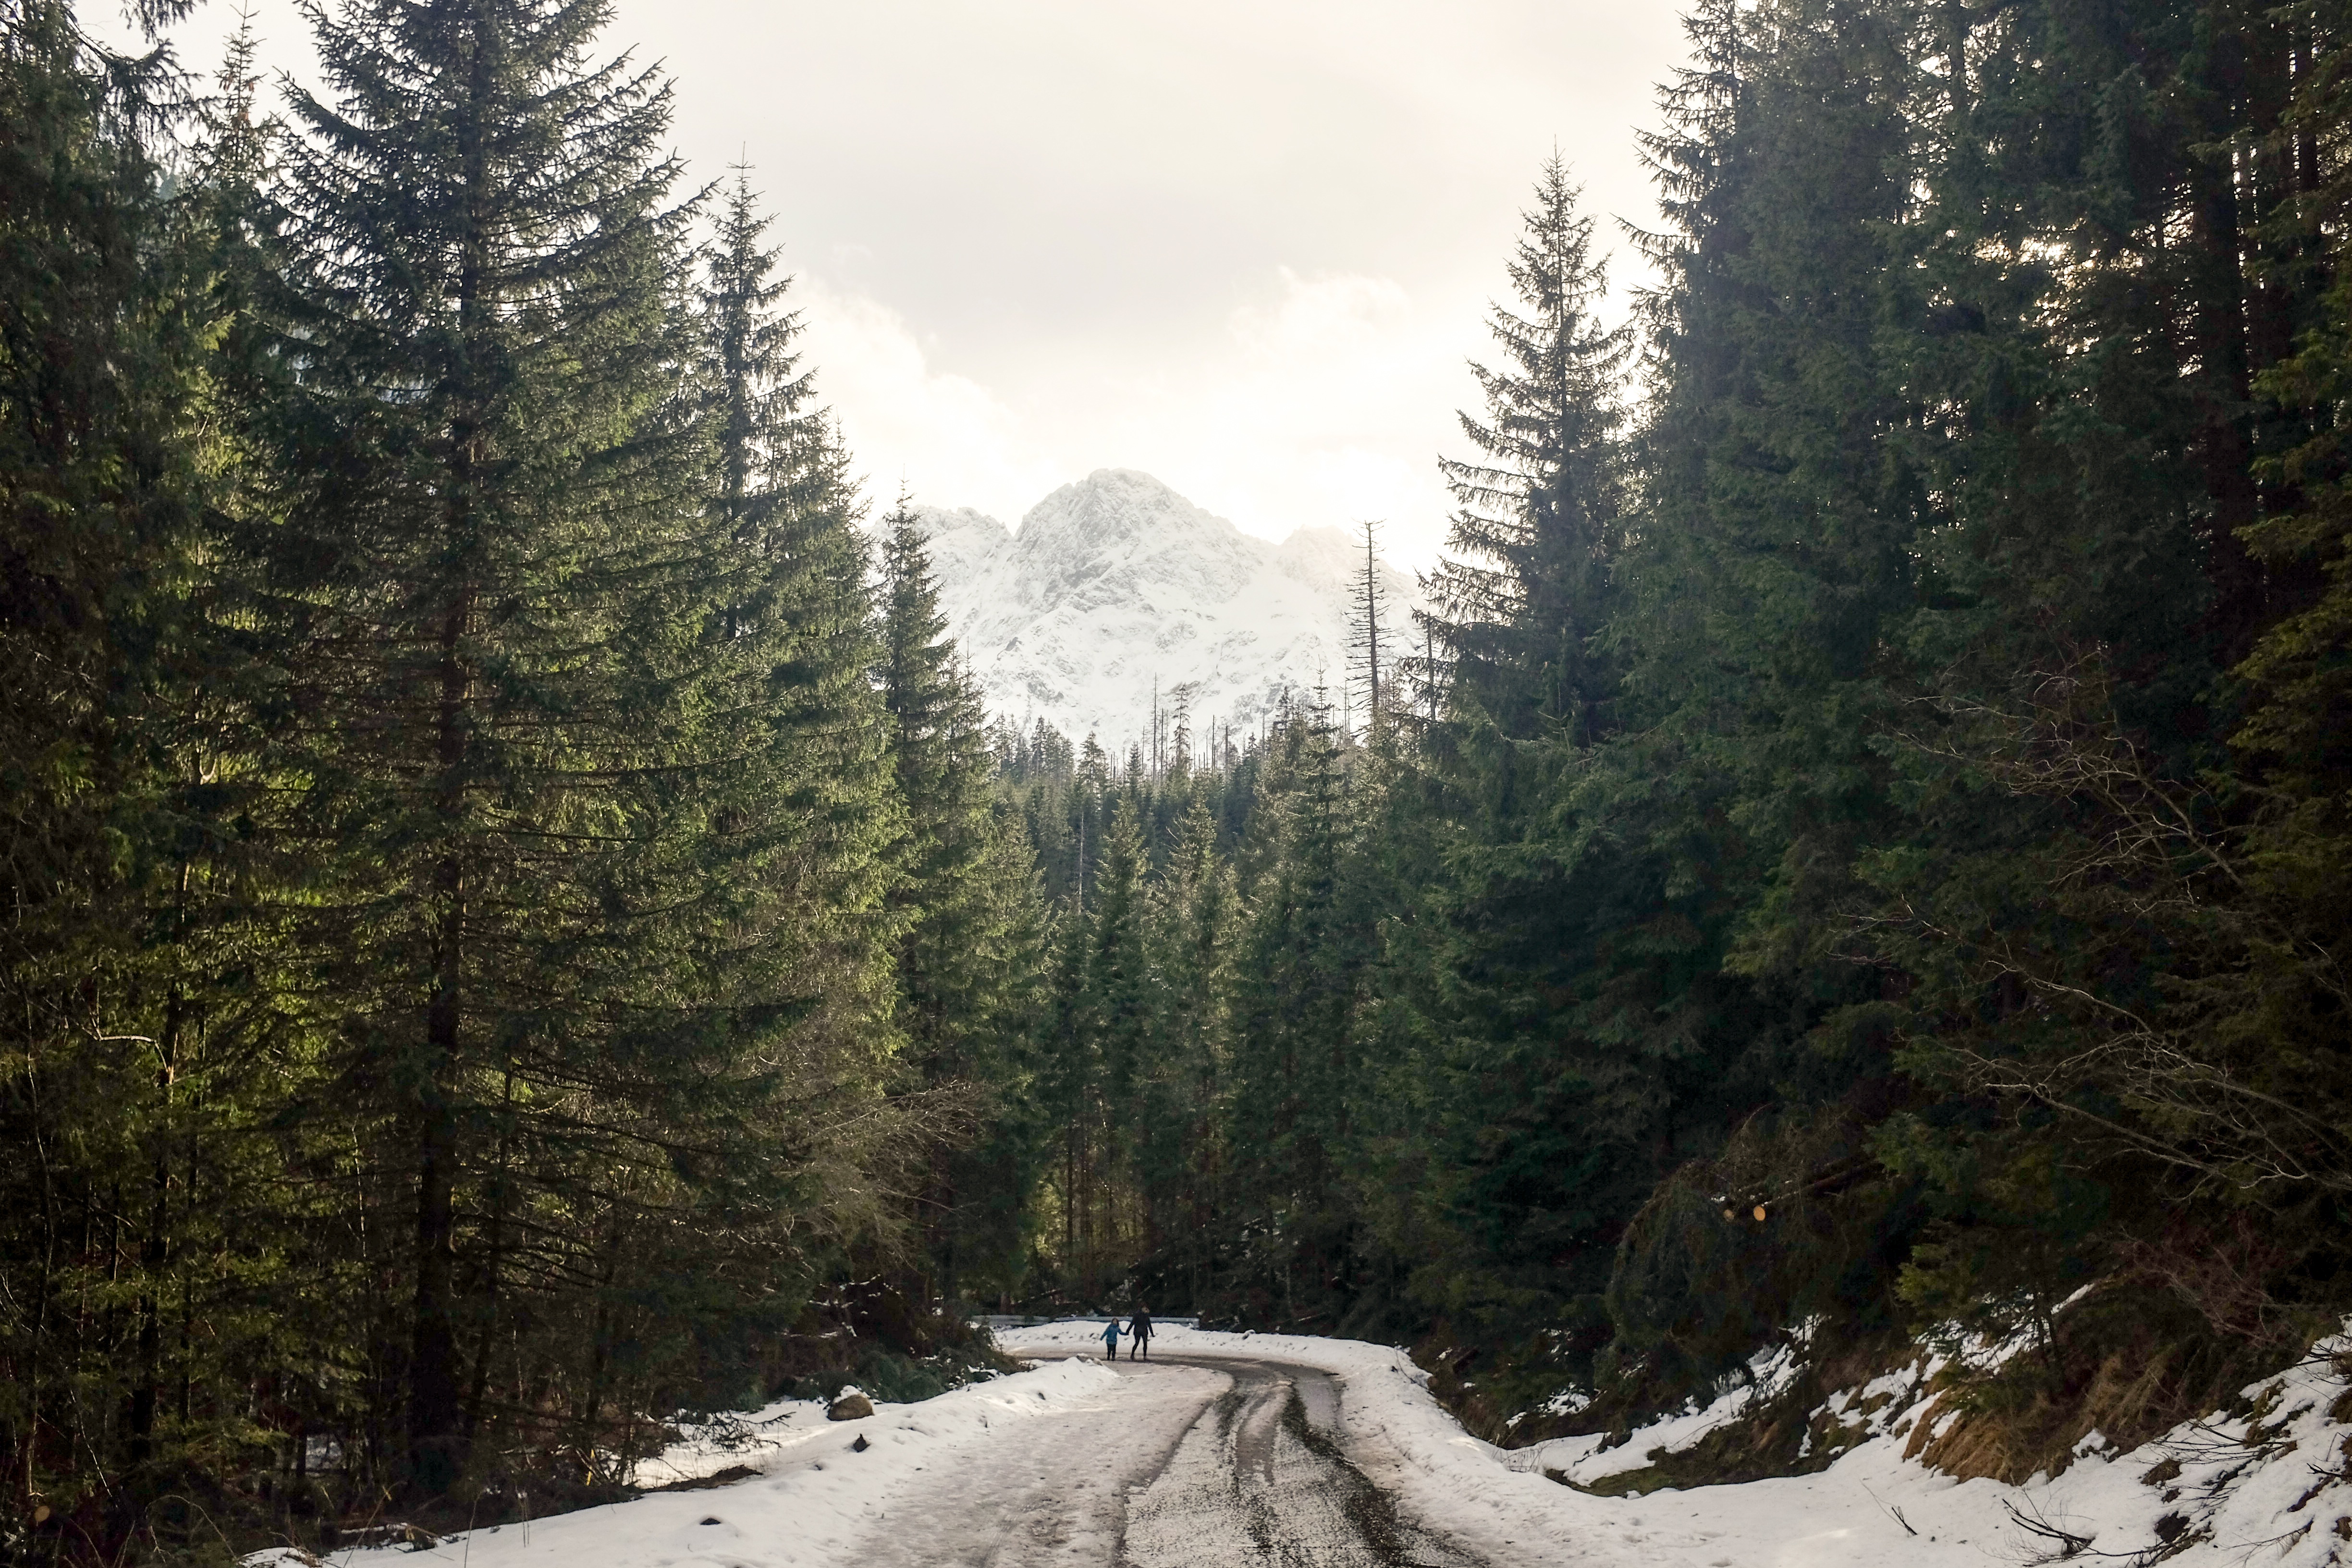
[833,1353,1490,1568]
[1122,1355,1487,1568]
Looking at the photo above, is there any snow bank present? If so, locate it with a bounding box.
[1003,1319,2352,1568]
[262,1356,1123,1568]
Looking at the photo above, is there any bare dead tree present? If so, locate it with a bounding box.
[1348,520,1389,738]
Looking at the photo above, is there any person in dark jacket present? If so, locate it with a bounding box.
[1128,1305,1153,1361]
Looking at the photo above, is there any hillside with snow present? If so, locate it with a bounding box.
[899,470,1423,747]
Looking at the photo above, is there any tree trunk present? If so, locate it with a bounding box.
[2188,21,2261,664]
[409,588,473,1496]
[412,24,492,1479]
[462,1065,516,1444]
[129,989,179,1461]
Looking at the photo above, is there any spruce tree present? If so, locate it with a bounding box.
[0,0,299,1530]
[1139,797,1237,1302]
[1396,158,1648,1346]
[1424,154,1629,748]
[1838,0,2352,1352]
[1228,699,1360,1324]
[664,163,905,1399]
[935,802,1052,1306]
[1078,792,1152,1274]
[257,0,752,1490]
[1568,0,1930,1376]
[876,502,1039,1301]
[693,161,899,1083]
[1032,895,1090,1296]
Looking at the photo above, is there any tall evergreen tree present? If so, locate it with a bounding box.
[1837,0,2352,1358]
[255,0,784,1490]
[1228,699,1360,1325]
[877,503,1043,1300]
[1423,154,1629,748]
[934,801,1052,1306]
[667,162,907,1401]
[0,0,306,1535]
[1137,797,1237,1302]
[1086,796,1154,1210]
[1395,157,1646,1352]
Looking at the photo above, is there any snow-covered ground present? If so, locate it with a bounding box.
[1005,1321,2352,1568]
[254,1358,1130,1568]
[258,1320,2352,1568]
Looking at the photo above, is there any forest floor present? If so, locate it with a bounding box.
[264,1320,2352,1568]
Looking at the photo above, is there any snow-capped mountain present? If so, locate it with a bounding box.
[901,469,1422,749]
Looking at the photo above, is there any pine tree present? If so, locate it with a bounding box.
[1835,0,2352,1354]
[1389,156,1650,1347]
[1031,895,1081,1287]
[876,502,1042,1302]
[1423,154,1629,748]
[1074,793,1151,1290]
[1228,699,1360,1324]
[1559,0,1932,1376]
[256,0,748,1491]
[0,0,338,1537]
[934,802,1052,1306]
[695,160,899,1075]
[876,502,983,1033]
[657,162,907,1404]
[1073,731,1109,906]
[1138,797,1237,1302]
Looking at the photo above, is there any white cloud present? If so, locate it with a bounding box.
[793,269,1448,567]
[795,265,1473,575]
[793,277,1066,525]
[112,0,1677,582]
[1230,269,1412,359]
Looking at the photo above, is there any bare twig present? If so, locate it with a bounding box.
[1860,1479,1918,1536]
[2002,1495,2095,1559]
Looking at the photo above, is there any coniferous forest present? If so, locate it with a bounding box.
[6,0,2352,1557]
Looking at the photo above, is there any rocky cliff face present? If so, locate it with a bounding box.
[904,469,1421,749]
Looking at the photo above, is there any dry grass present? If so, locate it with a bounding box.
[1912,1289,2271,1485]
[1538,1287,2293,1496]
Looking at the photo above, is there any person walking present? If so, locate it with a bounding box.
[1128,1304,1153,1361]
[1100,1316,1123,1362]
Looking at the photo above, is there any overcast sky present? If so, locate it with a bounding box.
[118,0,1690,571]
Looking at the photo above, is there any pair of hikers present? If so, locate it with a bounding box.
[1100,1305,1154,1361]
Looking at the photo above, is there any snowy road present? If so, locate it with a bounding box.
[334,1319,2339,1568]
[838,1353,1486,1568]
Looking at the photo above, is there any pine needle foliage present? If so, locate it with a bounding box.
[1424,153,1630,749]
[250,0,895,1493]
[876,504,1049,1302]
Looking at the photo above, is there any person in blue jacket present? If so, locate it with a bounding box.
[1100,1316,1123,1361]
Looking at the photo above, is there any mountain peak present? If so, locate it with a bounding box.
[905,472,1421,746]
[1013,468,1238,559]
